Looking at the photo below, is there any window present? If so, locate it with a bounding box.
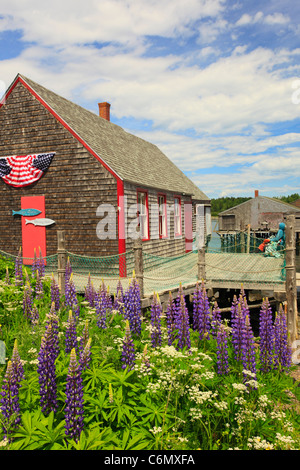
[158,194,167,238]
[174,196,181,236]
[137,190,149,240]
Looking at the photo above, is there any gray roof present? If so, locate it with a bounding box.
[15,74,209,201]
[219,195,300,215]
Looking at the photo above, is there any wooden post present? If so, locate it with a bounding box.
[285,215,298,345]
[57,230,66,296]
[197,248,206,281]
[247,224,250,253]
[133,237,144,298]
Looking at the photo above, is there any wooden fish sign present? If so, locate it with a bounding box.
[25,218,55,227]
[13,208,42,217]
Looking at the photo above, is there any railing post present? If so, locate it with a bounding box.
[197,248,206,281]
[57,230,66,296]
[134,236,144,298]
[285,215,298,345]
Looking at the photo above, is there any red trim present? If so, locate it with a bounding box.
[117,180,126,277]
[174,195,182,237]
[136,188,150,241]
[157,193,168,239]
[184,200,193,252]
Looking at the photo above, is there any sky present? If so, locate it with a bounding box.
[0,0,300,200]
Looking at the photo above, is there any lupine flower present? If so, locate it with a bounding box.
[79,320,90,353]
[193,281,210,340]
[35,270,43,300]
[166,292,176,346]
[65,348,84,442]
[241,315,257,387]
[192,281,201,331]
[95,282,110,329]
[259,298,275,373]
[45,302,60,359]
[65,273,80,319]
[30,305,39,329]
[51,274,60,311]
[15,247,23,286]
[79,338,92,372]
[216,324,229,375]
[65,257,72,284]
[274,304,292,371]
[231,302,245,362]
[84,273,96,308]
[31,248,38,277]
[150,293,162,348]
[0,360,21,438]
[37,324,58,415]
[211,301,221,338]
[23,282,33,321]
[174,292,191,350]
[121,320,135,370]
[124,274,142,335]
[65,311,78,354]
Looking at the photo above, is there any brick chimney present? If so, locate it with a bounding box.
[255,190,259,198]
[98,102,111,121]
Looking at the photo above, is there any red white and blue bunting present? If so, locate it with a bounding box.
[0,152,55,187]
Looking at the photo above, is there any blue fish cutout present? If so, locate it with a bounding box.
[13,209,42,217]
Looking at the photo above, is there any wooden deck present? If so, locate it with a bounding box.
[61,251,286,307]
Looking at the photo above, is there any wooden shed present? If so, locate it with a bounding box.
[0,74,210,276]
[218,190,300,236]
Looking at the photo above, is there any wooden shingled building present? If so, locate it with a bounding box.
[0,74,210,275]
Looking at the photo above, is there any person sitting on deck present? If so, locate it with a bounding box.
[259,222,286,258]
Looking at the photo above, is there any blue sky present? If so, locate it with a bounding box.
[0,0,300,199]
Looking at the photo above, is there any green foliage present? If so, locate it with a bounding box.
[211,197,251,216]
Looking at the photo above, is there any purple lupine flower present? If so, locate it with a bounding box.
[211,301,221,338]
[166,292,176,346]
[121,320,135,370]
[14,247,23,286]
[65,311,78,354]
[79,320,90,353]
[50,274,60,311]
[65,273,80,319]
[65,257,72,285]
[216,324,229,375]
[194,281,211,341]
[274,304,292,371]
[35,270,43,300]
[150,293,162,348]
[192,281,201,331]
[31,305,39,329]
[231,300,246,362]
[65,348,84,442]
[37,324,58,415]
[174,294,191,350]
[259,297,275,373]
[95,282,109,329]
[23,282,33,321]
[0,360,21,438]
[113,279,125,315]
[230,294,239,325]
[141,344,151,369]
[84,273,96,308]
[79,338,92,372]
[124,274,142,335]
[45,302,60,359]
[241,315,257,387]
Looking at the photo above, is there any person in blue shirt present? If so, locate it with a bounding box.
[270,222,286,248]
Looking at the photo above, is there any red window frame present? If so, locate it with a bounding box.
[174,196,182,237]
[158,193,168,239]
[137,189,150,241]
